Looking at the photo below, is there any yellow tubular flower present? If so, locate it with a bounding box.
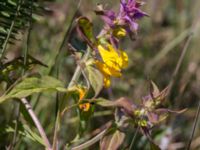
[77,87,90,112]
[103,75,111,88]
[79,103,90,112]
[95,43,128,88]
[113,27,127,38]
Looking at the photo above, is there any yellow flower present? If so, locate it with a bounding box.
[113,27,127,38]
[76,87,90,111]
[95,44,128,88]
[79,102,90,112]
[103,74,111,88]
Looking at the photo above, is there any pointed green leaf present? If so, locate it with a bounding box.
[93,98,115,107]
[0,76,67,103]
[5,123,44,146]
[85,66,103,97]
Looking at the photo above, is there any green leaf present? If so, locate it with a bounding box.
[6,123,45,146]
[0,76,67,103]
[150,141,161,150]
[85,66,103,97]
[100,129,125,150]
[93,98,115,107]
[77,17,94,41]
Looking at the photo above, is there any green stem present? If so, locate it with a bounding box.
[9,0,32,148]
[23,0,33,69]
[68,48,91,88]
[52,48,90,149]
[8,102,20,150]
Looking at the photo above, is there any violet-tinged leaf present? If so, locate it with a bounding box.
[150,81,160,99]
[100,129,125,150]
[147,112,159,124]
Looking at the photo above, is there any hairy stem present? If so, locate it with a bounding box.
[21,98,52,150]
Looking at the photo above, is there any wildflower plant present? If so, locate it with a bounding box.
[0,0,189,150]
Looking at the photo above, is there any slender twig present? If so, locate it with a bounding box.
[128,126,139,150]
[186,101,200,150]
[8,102,20,150]
[146,28,191,72]
[21,98,52,149]
[52,47,90,149]
[71,129,107,150]
[167,34,193,96]
[68,48,90,88]
[68,65,82,88]
[49,0,82,75]
[61,103,79,116]
[167,12,200,98]
[52,1,82,149]
[23,0,33,69]
[0,0,22,59]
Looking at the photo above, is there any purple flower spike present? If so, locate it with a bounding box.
[96,0,147,32]
[95,0,148,43]
[118,0,148,32]
[101,10,116,27]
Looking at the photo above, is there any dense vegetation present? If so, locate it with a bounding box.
[0,0,200,149]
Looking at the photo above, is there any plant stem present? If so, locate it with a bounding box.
[146,28,191,72]
[10,0,33,148]
[49,0,82,76]
[52,48,90,149]
[8,102,20,150]
[51,1,83,149]
[23,0,33,69]
[68,48,91,88]
[21,98,52,150]
[186,101,200,150]
[167,33,193,96]
[128,127,139,150]
[68,65,82,88]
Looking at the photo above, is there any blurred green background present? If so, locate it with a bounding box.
[1,0,200,149]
